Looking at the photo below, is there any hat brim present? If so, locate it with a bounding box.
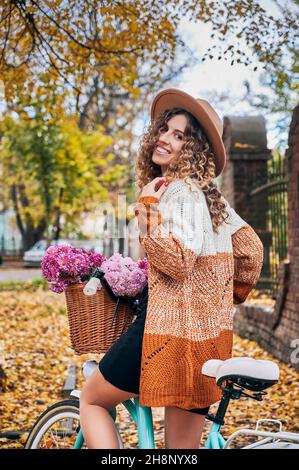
[150,88,226,177]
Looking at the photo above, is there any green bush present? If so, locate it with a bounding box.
[0,277,48,291]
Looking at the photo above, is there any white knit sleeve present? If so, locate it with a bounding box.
[222,198,247,234]
[140,181,204,281]
[159,191,204,255]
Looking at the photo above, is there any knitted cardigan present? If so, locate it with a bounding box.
[136,177,264,410]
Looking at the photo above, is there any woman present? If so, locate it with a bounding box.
[79,88,264,449]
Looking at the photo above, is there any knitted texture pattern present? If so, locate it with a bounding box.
[137,178,264,409]
[136,196,162,238]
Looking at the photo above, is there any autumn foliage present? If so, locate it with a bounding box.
[0,281,298,448]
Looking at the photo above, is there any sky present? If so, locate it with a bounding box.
[134,0,293,151]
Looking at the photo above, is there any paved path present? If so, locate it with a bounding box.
[0,268,42,282]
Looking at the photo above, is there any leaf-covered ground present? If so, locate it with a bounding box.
[0,281,298,449]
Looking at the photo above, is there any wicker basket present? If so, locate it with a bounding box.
[64,283,137,355]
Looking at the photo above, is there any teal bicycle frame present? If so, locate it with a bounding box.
[73,396,226,449]
[204,422,226,449]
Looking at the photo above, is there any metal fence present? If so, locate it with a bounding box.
[0,235,23,258]
[249,151,288,297]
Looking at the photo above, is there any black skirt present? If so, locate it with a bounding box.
[98,285,210,416]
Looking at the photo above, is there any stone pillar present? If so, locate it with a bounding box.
[220,115,272,290]
[221,115,271,223]
[233,105,299,370]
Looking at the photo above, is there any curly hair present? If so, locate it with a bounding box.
[135,107,230,233]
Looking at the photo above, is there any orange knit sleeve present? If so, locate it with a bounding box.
[136,195,162,242]
[231,224,264,304]
[138,196,160,205]
[137,194,200,281]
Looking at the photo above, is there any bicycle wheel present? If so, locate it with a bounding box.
[24,399,123,449]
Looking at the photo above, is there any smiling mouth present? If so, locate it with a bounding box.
[154,145,171,156]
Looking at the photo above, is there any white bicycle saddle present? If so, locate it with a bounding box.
[202,357,280,391]
[82,360,99,380]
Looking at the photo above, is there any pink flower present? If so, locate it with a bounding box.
[41,244,148,297]
[101,253,148,297]
[41,244,106,293]
[137,257,148,273]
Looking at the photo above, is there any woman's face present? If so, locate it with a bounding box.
[152,114,187,175]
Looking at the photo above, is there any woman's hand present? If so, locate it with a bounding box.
[139,177,169,200]
[135,177,169,241]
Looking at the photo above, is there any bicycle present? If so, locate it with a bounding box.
[24,355,299,449]
[24,270,299,449]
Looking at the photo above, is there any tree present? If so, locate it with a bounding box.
[0,94,120,250]
[243,0,299,148]
[1,1,297,254]
[0,0,296,115]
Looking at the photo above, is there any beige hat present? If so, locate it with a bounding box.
[150,87,226,177]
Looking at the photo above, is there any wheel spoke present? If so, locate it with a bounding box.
[25,401,85,449]
[25,400,123,449]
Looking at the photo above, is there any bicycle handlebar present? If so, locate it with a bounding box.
[83,267,116,299]
[83,267,139,309]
